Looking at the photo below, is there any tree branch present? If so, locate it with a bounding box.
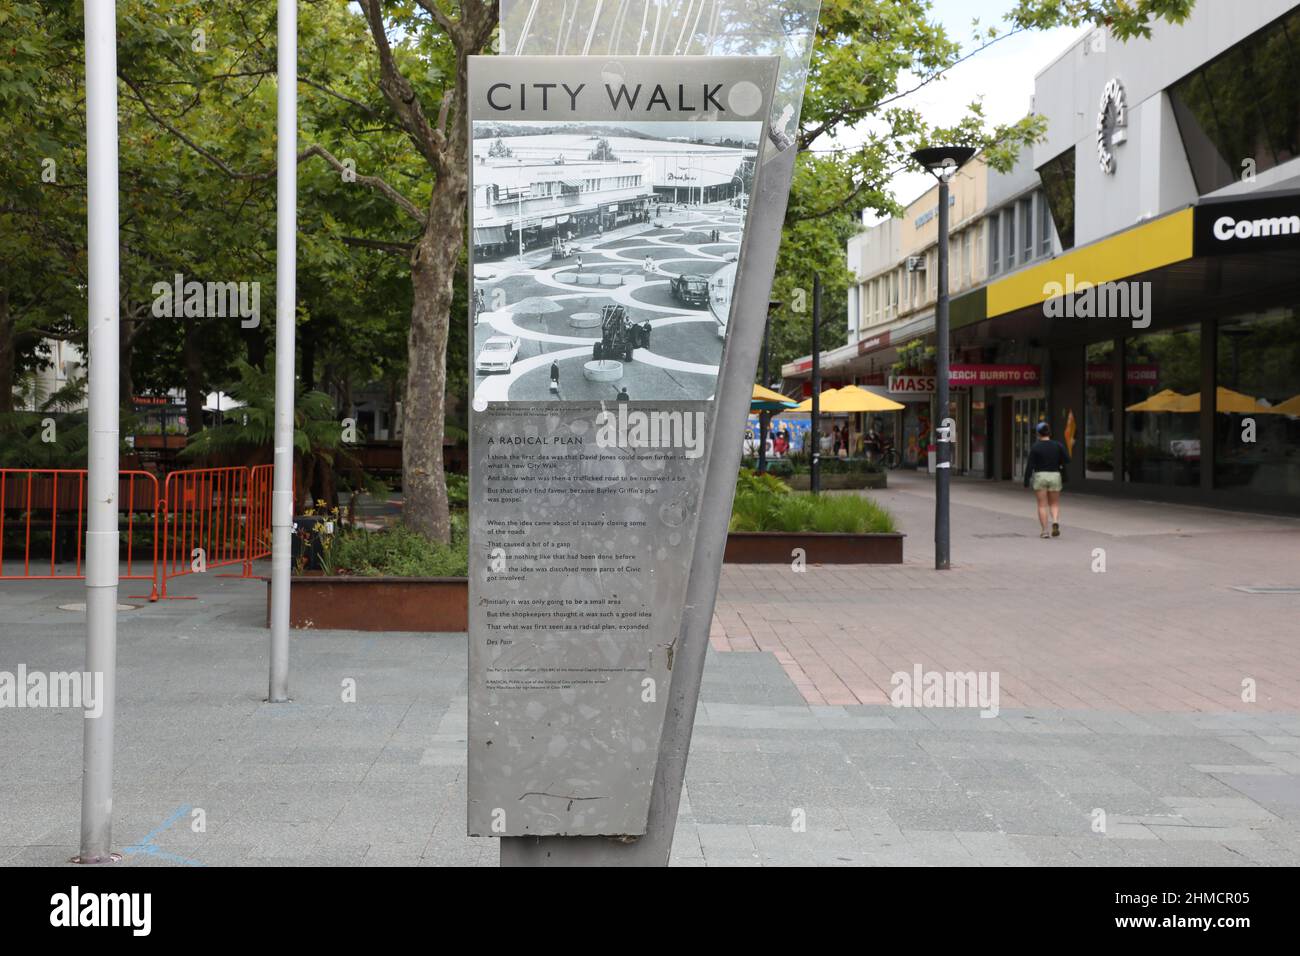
[122,73,270,180]
[120,75,426,227]
[800,26,1029,150]
[298,74,380,115]
[340,235,417,255]
[415,0,460,39]
[359,0,444,165]
[299,145,428,227]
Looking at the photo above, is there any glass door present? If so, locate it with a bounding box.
[1011,391,1046,482]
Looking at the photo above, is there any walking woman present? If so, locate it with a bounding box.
[1023,421,1070,538]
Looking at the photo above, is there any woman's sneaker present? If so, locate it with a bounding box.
[1051,522,1060,537]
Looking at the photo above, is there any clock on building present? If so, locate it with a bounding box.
[1096,78,1127,174]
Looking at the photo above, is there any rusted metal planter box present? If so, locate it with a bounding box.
[723,531,904,564]
[267,576,469,632]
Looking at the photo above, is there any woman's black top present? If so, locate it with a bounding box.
[1024,439,1070,486]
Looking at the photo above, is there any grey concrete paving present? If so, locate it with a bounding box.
[3,480,1300,866]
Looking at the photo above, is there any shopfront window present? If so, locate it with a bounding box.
[1215,309,1300,497]
[988,214,1000,275]
[1036,148,1075,250]
[1084,341,1115,480]
[1003,211,1016,270]
[1037,192,1053,257]
[1019,199,1033,263]
[1168,8,1300,194]
[1124,326,1201,487]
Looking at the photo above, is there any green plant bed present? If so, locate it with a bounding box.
[320,522,469,577]
[730,491,896,534]
[730,470,896,534]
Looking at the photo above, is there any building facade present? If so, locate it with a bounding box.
[788,0,1300,511]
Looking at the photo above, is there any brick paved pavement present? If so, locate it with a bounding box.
[711,472,1300,712]
[3,479,1299,866]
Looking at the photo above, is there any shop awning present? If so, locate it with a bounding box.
[473,225,507,244]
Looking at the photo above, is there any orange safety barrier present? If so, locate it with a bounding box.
[158,466,251,599]
[2,465,300,601]
[247,464,273,563]
[0,468,160,599]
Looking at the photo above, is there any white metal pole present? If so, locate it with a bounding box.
[78,0,120,864]
[268,0,297,702]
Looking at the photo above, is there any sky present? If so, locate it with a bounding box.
[848,0,1088,222]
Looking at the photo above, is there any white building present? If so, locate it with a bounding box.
[470,152,655,255]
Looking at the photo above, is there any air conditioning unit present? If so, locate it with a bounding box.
[906,255,926,272]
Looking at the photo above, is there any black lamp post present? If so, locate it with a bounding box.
[911,145,976,571]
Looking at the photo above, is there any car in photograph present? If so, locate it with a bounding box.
[670,273,710,307]
[475,334,521,373]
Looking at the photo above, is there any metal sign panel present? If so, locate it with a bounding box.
[467,55,779,837]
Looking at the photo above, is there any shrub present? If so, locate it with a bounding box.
[817,456,884,475]
[327,522,468,577]
[729,491,896,534]
[740,457,795,478]
[447,472,469,507]
[735,467,791,496]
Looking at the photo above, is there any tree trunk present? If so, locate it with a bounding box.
[400,165,463,545]
[0,288,14,415]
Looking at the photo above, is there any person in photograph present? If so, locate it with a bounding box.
[1023,421,1070,538]
[643,255,655,275]
[773,431,788,457]
[549,360,560,394]
[576,255,584,272]
[616,386,630,402]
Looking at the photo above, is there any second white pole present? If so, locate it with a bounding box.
[268,0,297,702]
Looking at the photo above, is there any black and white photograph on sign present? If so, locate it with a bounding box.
[469,120,760,403]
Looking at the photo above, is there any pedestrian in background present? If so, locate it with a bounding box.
[1024,421,1070,538]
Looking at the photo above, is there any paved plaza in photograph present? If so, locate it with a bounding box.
[472,203,743,403]
[3,474,1298,867]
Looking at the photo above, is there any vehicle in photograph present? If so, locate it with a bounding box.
[592,305,651,362]
[475,334,521,373]
[670,273,710,307]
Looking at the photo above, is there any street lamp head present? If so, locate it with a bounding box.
[911,146,977,182]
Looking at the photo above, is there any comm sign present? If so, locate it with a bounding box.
[466,55,779,838]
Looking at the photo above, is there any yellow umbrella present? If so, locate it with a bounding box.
[1125,389,1188,413]
[1213,386,1265,414]
[1159,387,1267,414]
[794,386,905,413]
[752,383,795,405]
[1269,393,1300,416]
